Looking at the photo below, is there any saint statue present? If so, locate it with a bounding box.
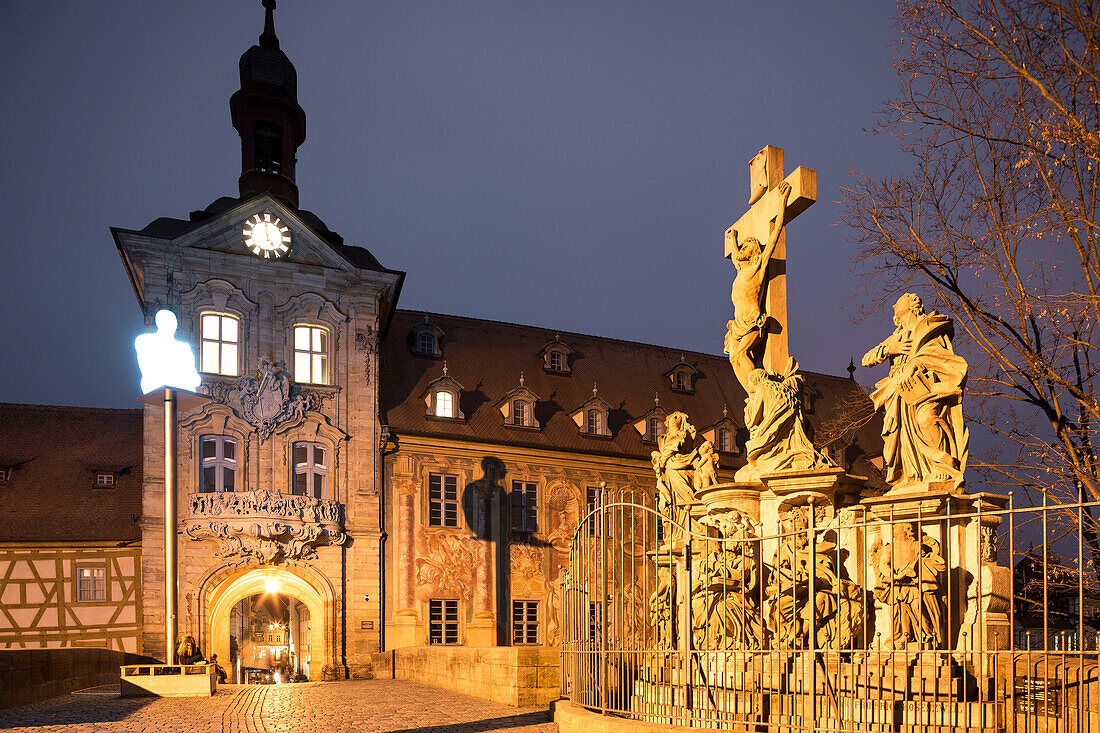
[862,293,969,491]
[651,412,699,547]
[870,523,946,649]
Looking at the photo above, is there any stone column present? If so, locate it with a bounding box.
[390,481,419,648]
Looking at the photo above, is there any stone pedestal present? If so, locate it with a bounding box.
[861,488,1011,655]
[467,615,497,647]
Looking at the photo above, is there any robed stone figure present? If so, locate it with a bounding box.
[862,294,969,491]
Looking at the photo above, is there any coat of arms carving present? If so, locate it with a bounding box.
[236,357,329,442]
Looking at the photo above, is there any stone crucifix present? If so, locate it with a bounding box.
[723,146,816,389]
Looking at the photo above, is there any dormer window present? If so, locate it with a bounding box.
[570,387,612,437]
[646,417,666,442]
[717,428,735,454]
[497,377,540,430]
[418,332,435,356]
[666,359,698,394]
[410,316,444,359]
[538,336,574,375]
[701,415,740,457]
[424,366,465,421]
[95,473,116,488]
[435,390,455,418]
[587,409,601,434]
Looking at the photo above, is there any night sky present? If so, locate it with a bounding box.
[0,1,910,409]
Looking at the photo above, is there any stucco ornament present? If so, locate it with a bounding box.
[735,358,833,482]
[870,522,946,649]
[236,357,331,442]
[862,293,969,491]
[182,489,347,566]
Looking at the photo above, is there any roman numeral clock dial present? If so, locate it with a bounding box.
[242,212,292,259]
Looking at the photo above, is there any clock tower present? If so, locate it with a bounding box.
[230,0,306,208]
[112,0,404,679]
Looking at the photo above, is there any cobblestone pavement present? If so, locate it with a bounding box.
[0,680,558,733]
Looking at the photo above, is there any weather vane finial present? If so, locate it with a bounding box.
[260,0,279,50]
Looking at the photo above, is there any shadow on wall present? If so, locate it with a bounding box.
[462,456,551,646]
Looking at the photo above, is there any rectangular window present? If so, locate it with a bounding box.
[512,600,538,645]
[511,481,538,533]
[293,442,328,500]
[200,436,238,492]
[586,486,599,536]
[293,325,329,385]
[94,473,115,488]
[76,566,106,602]
[428,473,459,528]
[428,599,459,645]
[200,313,239,376]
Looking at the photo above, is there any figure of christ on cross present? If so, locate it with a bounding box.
[724,180,791,389]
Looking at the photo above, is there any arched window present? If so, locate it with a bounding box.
[200,312,239,376]
[718,428,734,453]
[294,324,330,385]
[586,409,600,434]
[435,390,455,418]
[549,350,564,371]
[513,399,527,426]
[673,371,689,391]
[647,417,663,442]
[253,121,283,174]
[293,442,328,500]
[200,435,238,492]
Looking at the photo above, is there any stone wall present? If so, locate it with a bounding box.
[373,646,560,707]
[0,648,151,710]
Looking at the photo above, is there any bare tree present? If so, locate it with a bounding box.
[844,0,1100,504]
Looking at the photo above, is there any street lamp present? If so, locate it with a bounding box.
[135,309,210,665]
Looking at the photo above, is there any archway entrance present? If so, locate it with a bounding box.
[206,567,329,683]
[228,592,312,683]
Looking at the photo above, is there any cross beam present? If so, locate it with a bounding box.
[724,146,816,374]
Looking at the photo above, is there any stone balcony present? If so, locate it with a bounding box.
[182,489,348,565]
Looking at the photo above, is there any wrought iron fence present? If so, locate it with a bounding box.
[560,486,1100,732]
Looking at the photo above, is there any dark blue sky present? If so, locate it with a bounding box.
[0,1,910,408]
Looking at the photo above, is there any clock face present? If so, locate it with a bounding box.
[243,212,291,258]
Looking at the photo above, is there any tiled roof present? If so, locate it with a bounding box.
[0,404,143,543]
[380,310,885,481]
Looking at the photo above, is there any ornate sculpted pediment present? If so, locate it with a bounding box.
[182,489,347,566]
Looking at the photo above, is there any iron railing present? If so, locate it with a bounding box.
[560,487,1100,732]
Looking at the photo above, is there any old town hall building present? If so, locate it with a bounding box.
[0,4,882,682]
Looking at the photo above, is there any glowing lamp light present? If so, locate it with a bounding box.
[266,578,280,595]
[135,310,202,394]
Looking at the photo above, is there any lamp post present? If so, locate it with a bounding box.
[135,310,210,665]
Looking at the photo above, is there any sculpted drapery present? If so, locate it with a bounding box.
[862,294,969,491]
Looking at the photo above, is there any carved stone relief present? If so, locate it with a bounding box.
[182,489,347,566]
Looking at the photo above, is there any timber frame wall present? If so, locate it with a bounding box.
[0,543,141,652]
